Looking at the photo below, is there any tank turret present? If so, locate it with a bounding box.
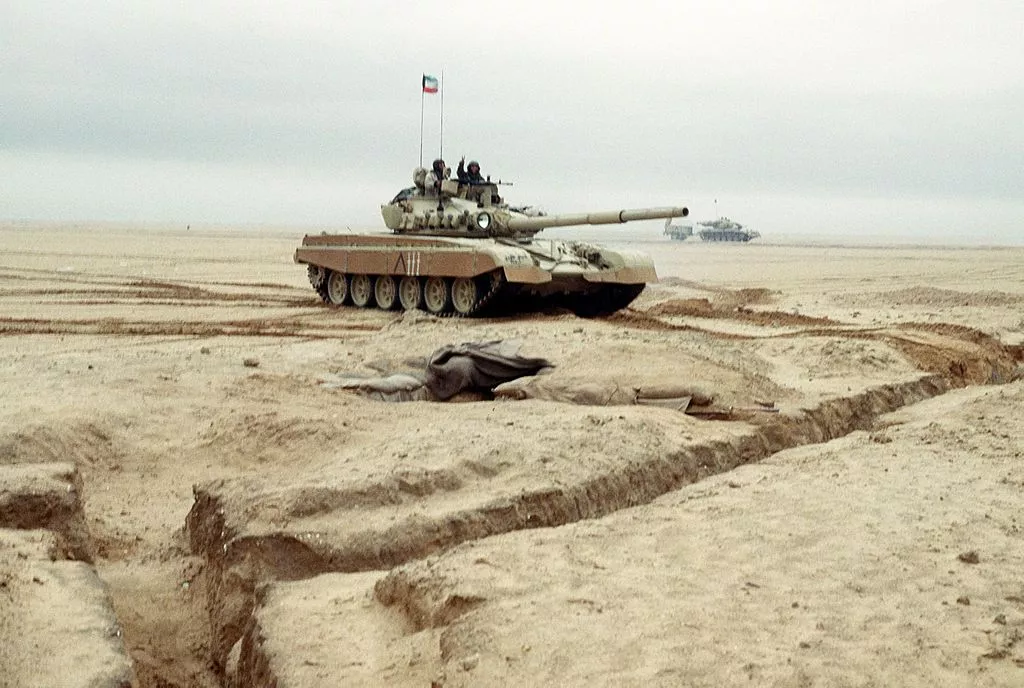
[381,172,687,239]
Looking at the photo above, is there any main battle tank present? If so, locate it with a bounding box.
[696,217,760,242]
[294,167,688,316]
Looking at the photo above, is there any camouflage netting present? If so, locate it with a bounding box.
[320,339,554,402]
[424,340,554,400]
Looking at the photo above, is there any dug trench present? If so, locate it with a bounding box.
[2,302,1021,686]
[181,325,1019,683]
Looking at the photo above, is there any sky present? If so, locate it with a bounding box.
[2,0,1023,243]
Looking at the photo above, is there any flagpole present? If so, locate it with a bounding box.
[419,77,425,168]
[439,70,444,162]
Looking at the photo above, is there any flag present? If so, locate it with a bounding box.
[422,74,439,94]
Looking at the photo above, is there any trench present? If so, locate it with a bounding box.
[9,332,1018,687]
[191,367,1021,685]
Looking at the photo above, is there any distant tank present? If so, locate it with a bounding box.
[696,217,760,242]
[663,217,693,241]
[294,166,688,317]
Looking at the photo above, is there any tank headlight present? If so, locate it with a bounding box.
[476,212,491,230]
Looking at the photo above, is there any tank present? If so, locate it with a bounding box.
[294,168,688,317]
[663,217,693,241]
[695,217,760,242]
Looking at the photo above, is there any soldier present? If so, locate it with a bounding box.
[457,157,485,184]
[427,158,449,195]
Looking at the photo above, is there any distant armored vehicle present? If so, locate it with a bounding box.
[663,217,693,241]
[696,217,760,242]
[294,167,688,316]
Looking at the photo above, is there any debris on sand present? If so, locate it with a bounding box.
[957,550,980,564]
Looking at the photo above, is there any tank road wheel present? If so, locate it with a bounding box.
[350,274,374,308]
[325,271,349,305]
[423,276,452,314]
[374,275,398,310]
[451,277,480,316]
[398,276,423,311]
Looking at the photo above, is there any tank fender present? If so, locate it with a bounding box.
[487,244,551,284]
[294,241,551,283]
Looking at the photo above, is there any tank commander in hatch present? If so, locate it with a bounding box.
[427,158,449,195]
[457,157,485,184]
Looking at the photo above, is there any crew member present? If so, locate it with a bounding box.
[427,158,449,194]
[457,157,485,184]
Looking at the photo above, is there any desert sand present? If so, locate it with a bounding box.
[1,222,1022,687]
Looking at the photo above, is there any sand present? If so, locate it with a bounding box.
[1,222,1022,687]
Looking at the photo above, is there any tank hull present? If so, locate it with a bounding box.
[294,233,657,317]
[697,230,759,242]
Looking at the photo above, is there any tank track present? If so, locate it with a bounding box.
[487,282,645,318]
[451,270,505,318]
[306,266,642,318]
[568,283,645,317]
[307,266,505,318]
[699,232,753,242]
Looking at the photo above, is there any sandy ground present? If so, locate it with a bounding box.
[1,222,1022,687]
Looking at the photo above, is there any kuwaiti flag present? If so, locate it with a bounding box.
[422,74,439,93]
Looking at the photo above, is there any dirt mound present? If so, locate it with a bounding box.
[879,286,1022,308]
[602,309,706,333]
[649,298,716,317]
[882,329,1018,386]
[0,530,135,687]
[654,277,708,289]
[0,422,125,469]
[714,287,777,307]
[0,462,93,561]
[198,410,352,460]
[647,297,837,327]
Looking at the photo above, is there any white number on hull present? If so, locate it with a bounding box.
[393,252,422,276]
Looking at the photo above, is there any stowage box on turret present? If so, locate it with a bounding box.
[294,166,688,316]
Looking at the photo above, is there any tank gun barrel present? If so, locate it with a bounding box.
[506,206,688,233]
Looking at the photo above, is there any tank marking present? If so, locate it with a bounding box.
[393,252,422,276]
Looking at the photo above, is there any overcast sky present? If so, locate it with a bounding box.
[2,1,1022,242]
